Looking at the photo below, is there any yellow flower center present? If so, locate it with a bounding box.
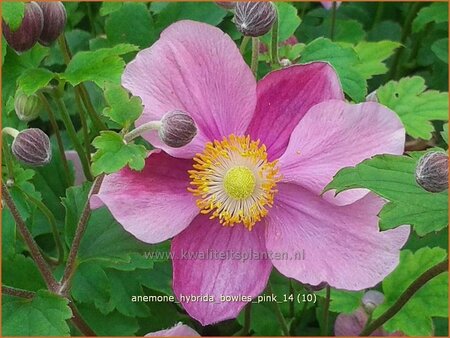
[188,134,281,230]
[223,167,256,199]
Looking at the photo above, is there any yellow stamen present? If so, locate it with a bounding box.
[188,134,281,230]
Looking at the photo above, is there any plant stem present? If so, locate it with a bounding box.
[270,7,279,65]
[124,121,162,143]
[321,285,331,335]
[372,2,385,29]
[59,175,104,295]
[38,92,72,187]
[2,183,59,291]
[2,127,19,138]
[15,185,64,265]
[242,303,252,335]
[330,2,337,41]
[251,37,260,77]
[289,280,295,317]
[360,259,448,336]
[267,283,290,335]
[240,36,250,55]
[388,2,421,80]
[3,285,35,299]
[2,137,15,181]
[58,34,106,132]
[74,89,91,157]
[53,94,93,181]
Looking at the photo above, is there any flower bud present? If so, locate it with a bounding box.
[415,152,448,193]
[14,91,43,122]
[361,290,384,314]
[216,2,236,10]
[234,2,277,37]
[365,91,378,102]
[12,128,52,166]
[2,2,43,53]
[36,2,67,46]
[159,111,197,148]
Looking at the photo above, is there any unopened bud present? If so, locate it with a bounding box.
[216,2,236,10]
[2,2,43,53]
[365,91,378,102]
[361,290,384,314]
[415,152,448,193]
[12,128,52,166]
[234,2,277,37]
[36,2,67,46]
[14,91,43,122]
[159,111,197,148]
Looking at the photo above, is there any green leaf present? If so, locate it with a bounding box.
[412,3,448,33]
[3,290,72,336]
[71,262,111,311]
[276,2,301,42]
[62,182,91,245]
[105,2,156,49]
[431,38,448,64]
[91,131,147,175]
[377,76,449,140]
[353,41,401,79]
[2,254,46,291]
[2,36,7,65]
[103,84,143,128]
[301,37,367,102]
[62,44,139,87]
[316,289,364,314]
[325,154,448,236]
[17,68,55,95]
[2,2,25,31]
[155,2,227,34]
[374,248,448,336]
[99,2,123,16]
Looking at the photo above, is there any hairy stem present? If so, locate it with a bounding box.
[267,283,290,335]
[15,185,64,265]
[289,280,295,318]
[59,175,104,295]
[74,90,91,159]
[270,7,279,65]
[124,121,162,143]
[240,36,250,55]
[3,285,35,299]
[53,94,93,181]
[2,183,59,291]
[321,285,331,335]
[38,92,72,187]
[251,37,260,77]
[360,259,448,336]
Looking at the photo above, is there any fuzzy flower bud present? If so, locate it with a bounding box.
[14,91,43,122]
[36,2,67,46]
[216,2,236,10]
[2,2,44,53]
[415,151,448,193]
[361,290,384,314]
[159,111,197,148]
[234,2,277,37]
[12,128,52,166]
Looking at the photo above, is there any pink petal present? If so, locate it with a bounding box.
[246,62,343,160]
[93,151,198,244]
[172,216,272,325]
[278,100,405,205]
[266,183,410,290]
[65,150,85,185]
[145,322,200,336]
[122,20,256,158]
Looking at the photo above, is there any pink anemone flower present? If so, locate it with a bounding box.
[145,322,200,336]
[93,20,410,326]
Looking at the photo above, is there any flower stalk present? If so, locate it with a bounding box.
[59,175,104,296]
[360,259,448,336]
[267,283,290,335]
[270,8,279,65]
[251,37,260,76]
[124,121,162,143]
[321,285,331,335]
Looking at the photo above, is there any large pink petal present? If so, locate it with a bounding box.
[246,62,344,160]
[172,216,272,325]
[145,322,200,336]
[266,183,409,290]
[279,100,405,205]
[122,20,256,158]
[94,151,198,244]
